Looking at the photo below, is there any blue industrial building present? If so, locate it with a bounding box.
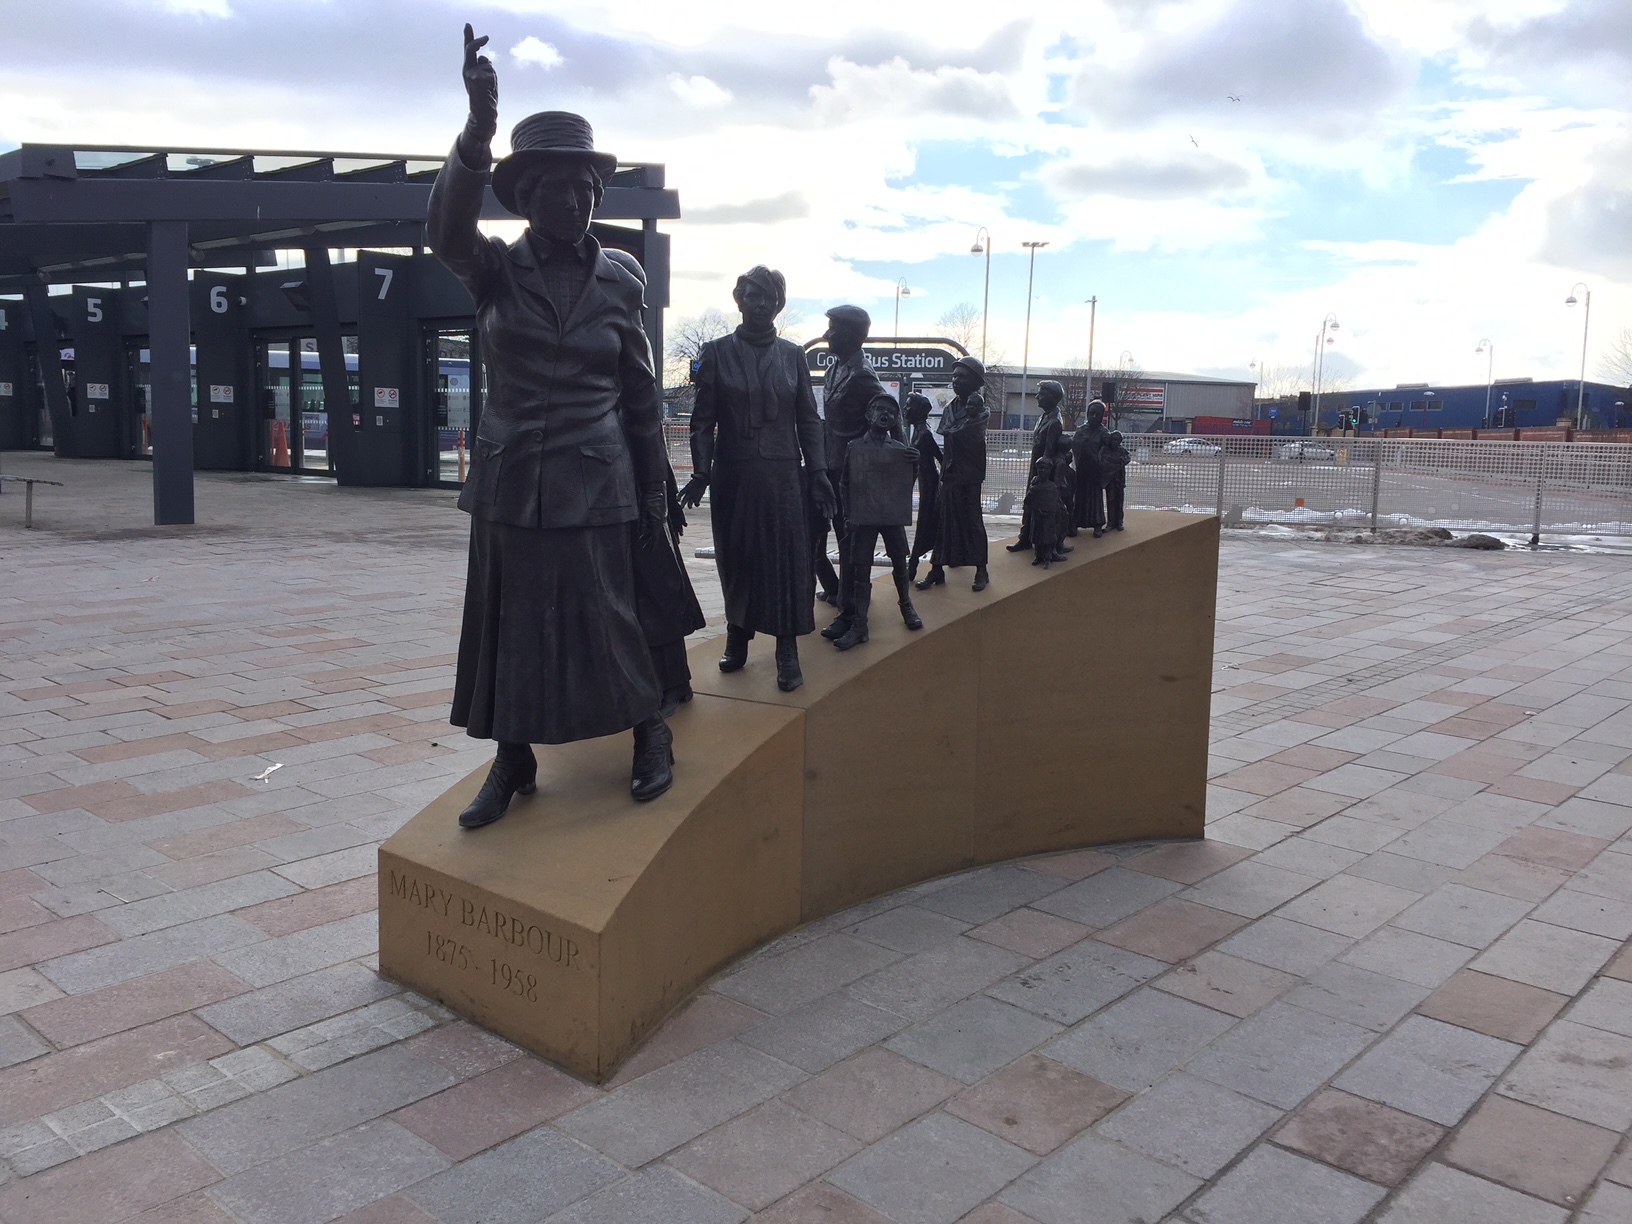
[1311,378,1631,433]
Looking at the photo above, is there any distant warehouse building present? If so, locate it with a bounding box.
[1295,377,1631,434]
[984,367,1256,431]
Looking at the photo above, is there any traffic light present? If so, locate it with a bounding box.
[1297,391,1311,416]
[1101,379,1117,404]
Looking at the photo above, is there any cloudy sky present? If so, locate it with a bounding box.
[4,0,1629,389]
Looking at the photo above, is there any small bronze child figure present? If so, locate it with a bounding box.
[903,392,942,586]
[1052,442,1076,550]
[1024,458,1068,568]
[834,396,924,650]
[1101,428,1131,531]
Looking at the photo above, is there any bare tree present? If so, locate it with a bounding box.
[663,307,732,387]
[935,302,982,353]
[1599,326,1632,384]
[777,305,809,344]
[1253,362,1309,400]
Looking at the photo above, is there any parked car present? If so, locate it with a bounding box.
[1163,437,1222,456]
[1276,441,1335,461]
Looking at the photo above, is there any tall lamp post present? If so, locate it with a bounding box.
[1085,295,1098,402]
[970,228,991,363]
[1475,339,1494,429]
[893,277,910,349]
[1018,240,1048,428]
[1312,313,1339,432]
[1566,283,1591,428]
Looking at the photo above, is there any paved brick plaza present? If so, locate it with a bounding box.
[0,451,1629,1224]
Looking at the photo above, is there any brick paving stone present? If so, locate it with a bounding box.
[1285,961,1429,1032]
[544,1165,749,1224]
[844,906,972,954]
[966,910,1091,960]
[406,1126,624,1224]
[1122,841,1251,884]
[1567,976,1632,1038]
[1275,874,1420,939]
[1181,1143,1385,1224]
[176,1043,455,1175]
[986,938,1164,1026]
[713,935,903,1017]
[21,961,248,1048]
[1093,899,1247,964]
[233,876,378,938]
[1187,1002,1373,1110]
[209,1119,451,1224]
[848,938,1028,1023]
[828,1112,1036,1224]
[1376,1162,1569,1224]
[1580,1181,1632,1223]
[393,1057,599,1160]
[738,990,909,1074]
[0,1128,220,1224]
[405,1019,523,1080]
[1046,989,1236,1093]
[1334,1015,1520,1126]
[0,1014,234,1127]
[1453,852,1575,901]
[1272,1088,1445,1187]
[998,1132,1200,1224]
[194,960,397,1044]
[886,997,1062,1085]
[665,1098,860,1211]
[607,994,763,1087]
[1442,1094,1618,1208]
[556,1040,804,1167]
[1498,1020,1632,1130]
[944,1054,1128,1156]
[915,866,1065,925]
[1338,926,1473,988]
[0,1015,49,1070]
[37,914,263,993]
[1024,849,1116,881]
[334,1197,439,1224]
[1214,915,1354,977]
[0,915,119,975]
[0,967,64,1016]
[1028,867,1182,929]
[1094,1071,1279,1179]
[751,1183,892,1223]
[781,1048,960,1144]
[1417,969,1569,1044]
[1179,860,1320,919]
[1468,918,1620,995]
[1152,950,1300,1018]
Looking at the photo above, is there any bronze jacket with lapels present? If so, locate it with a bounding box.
[427,143,667,530]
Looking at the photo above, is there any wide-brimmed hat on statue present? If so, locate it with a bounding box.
[491,111,619,215]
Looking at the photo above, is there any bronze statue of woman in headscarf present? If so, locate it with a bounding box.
[683,267,836,692]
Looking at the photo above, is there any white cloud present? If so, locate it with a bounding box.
[668,74,733,108]
[810,57,1020,123]
[511,36,563,69]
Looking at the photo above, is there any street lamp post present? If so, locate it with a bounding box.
[1085,295,1098,399]
[970,228,991,364]
[1019,240,1048,428]
[1566,284,1591,429]
[1475,339,1494,429]
[893,277,910,349]
[1312,313,1339,433]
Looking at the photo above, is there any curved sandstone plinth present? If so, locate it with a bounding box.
[378,510,1218,1081]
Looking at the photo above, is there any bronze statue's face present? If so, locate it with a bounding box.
[1088,405,1105,427]
[865,398,899,433]
[1038,386,1062,412]
[951,367,980,398]
[518,160,598,244]
[824,323,865,358]
[735,281,779,332]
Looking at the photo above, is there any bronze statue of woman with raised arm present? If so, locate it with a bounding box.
[428,24,683,828]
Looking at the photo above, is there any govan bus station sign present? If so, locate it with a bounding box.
[804,338,968,377]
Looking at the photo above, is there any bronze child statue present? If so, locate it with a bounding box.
[834,396,923,650]
[1024,458,1068,568]
[1008,378,1066,556]
[903,392,941,586]
[1073,399,1109,538]
[1101,427,1131,531]
[430,25,684,828]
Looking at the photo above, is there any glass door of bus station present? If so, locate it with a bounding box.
[255,336,352,475]
[425,328,478,488]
